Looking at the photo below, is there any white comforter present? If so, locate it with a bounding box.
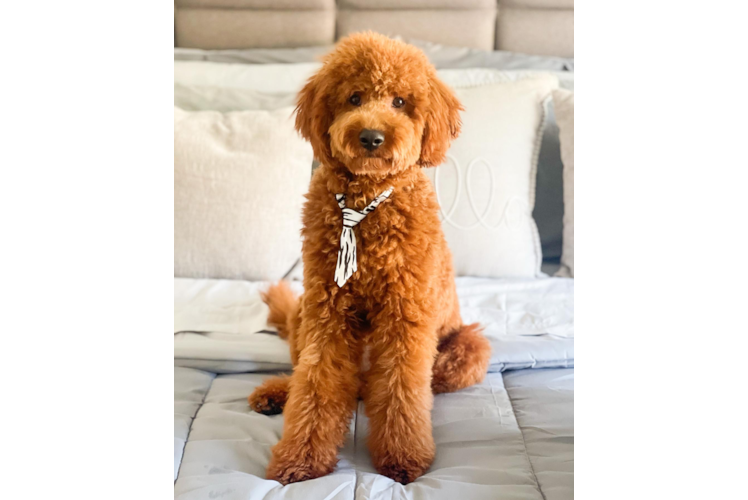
[174,276,574,499]
[174,277,573,373]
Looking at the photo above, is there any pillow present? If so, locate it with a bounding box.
[424,74,558,278]
[552,89,574,277]
[174,107,313,281]
[405,38,574,71]
[174,61,321,93]
[534,102,564,261]
[437,69,571,264]
[437,67,573,91]
[174,45,334,64]
[174,83,296,112]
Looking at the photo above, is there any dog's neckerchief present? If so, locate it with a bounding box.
[334,187,394,287]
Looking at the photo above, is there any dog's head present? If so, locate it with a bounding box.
[295,32,462,177]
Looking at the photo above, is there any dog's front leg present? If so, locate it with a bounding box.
[365,307,438,484]
[266,297,360,485]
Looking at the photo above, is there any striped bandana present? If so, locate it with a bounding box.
[334,187,394,287]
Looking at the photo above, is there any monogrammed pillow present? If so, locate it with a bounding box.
[174,107,313,281]
[424,74,558,278]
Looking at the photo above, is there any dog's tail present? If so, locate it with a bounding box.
[261,281,300,341]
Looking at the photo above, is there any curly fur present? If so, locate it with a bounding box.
[248,32,492,485]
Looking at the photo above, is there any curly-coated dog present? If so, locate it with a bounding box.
[248,32,492,485]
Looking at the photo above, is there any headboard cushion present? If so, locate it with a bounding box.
[337,0,495,8]
[174,0,336,49]
[174,0,573,57]
[497,0,574,57]
[502,0,573,7]
[337,10,497,50]
[176,0,333,7]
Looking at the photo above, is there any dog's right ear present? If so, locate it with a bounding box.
[295,74,336,167]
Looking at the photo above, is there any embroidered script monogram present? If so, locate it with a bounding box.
[431,155,529,231]
[334,187,393,287]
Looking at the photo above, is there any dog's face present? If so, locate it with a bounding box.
[295,33,462,177]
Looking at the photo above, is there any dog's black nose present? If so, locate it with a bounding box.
[359,129,385,151]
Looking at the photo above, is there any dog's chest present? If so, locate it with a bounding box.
[318,177,438,293]
[348,202,397,270]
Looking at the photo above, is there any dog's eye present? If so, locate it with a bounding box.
[349,94,361,106]
[392,97,405,108]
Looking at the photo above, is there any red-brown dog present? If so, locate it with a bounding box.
[248,32,491,485]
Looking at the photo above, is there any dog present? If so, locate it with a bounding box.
[248,32,492,485]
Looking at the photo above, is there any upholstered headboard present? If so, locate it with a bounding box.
[174,0,573,57]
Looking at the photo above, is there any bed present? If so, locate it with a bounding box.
[174,277,573,500]
[174,1,574,498]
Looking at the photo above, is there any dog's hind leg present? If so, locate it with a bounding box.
[248,282,301,415]
[248,375,291,415]
[431,323,491,394]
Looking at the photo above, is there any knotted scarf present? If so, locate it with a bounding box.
[334,187,394,287]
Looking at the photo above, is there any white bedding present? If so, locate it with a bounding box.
[174,276,573,498]
[174,367,573,500]
[174,277,573,373]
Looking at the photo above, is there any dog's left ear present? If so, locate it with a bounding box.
[418,76,463,168]
[295,73,336,168]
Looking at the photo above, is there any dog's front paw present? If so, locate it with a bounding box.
[375,456,432,485]
[266,441,336,484]
[266,459,332,485]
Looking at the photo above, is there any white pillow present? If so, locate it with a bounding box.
[424,75,558,278]
[174,61,321,93]
[174,107,312,281]
[174,46,334,65]
[174,83,297,112]
[552,88,574,277]
[437,69,572,267]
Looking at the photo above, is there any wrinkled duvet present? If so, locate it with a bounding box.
[174,277,574,500]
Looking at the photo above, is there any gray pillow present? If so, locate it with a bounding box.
[534,103,564,261]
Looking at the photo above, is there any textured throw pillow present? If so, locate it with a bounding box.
[174,107,313,281]
[424,74,558,278]
[552,89,574,277]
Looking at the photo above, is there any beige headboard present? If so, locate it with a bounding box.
[174,0,573,57]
